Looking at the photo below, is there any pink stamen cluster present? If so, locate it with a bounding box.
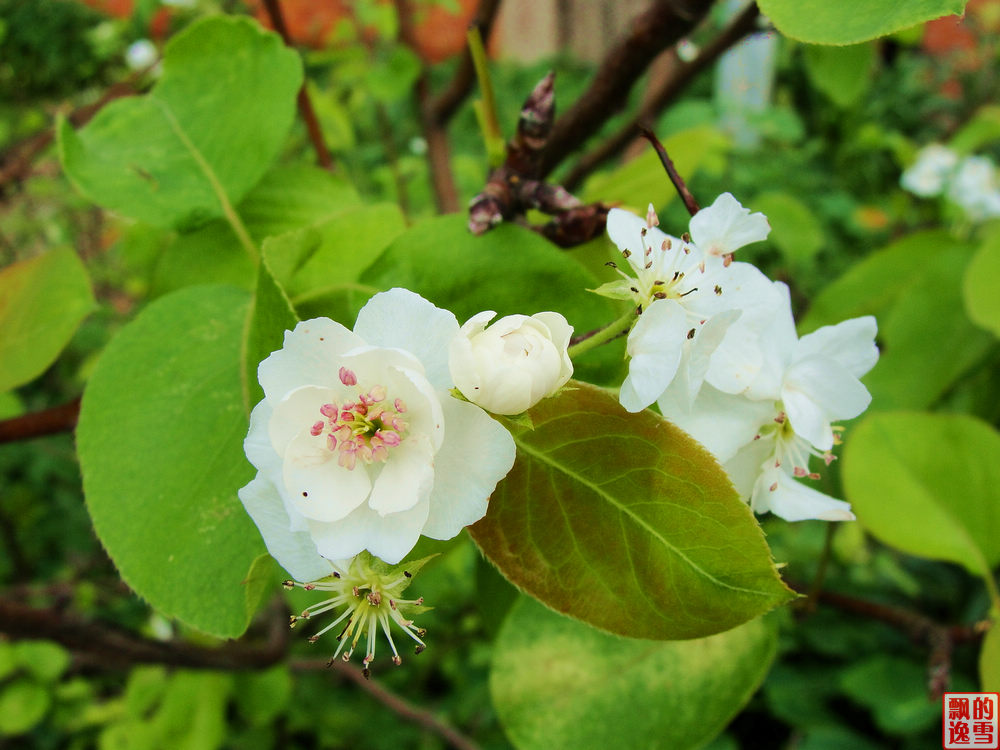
[308,368,408,471]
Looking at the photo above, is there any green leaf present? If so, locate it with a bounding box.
[581,125,728,210]
[751,191,824,264]
[757,0,967,44]
[843,412,1000,585]
[365,46,422,103]
[244,257,299,406]
[801,230,993,410]
[58,16,301,232]
[964,229,1000,337]
[151,165,360,297]
[264,202,406,316]
[77,285,267,637]
[802,43,876,107]
[949,105,1000,154]
[469,382,794,640]
[0,679,50,736]
[233,666,292,727]
[13,642,69,683]
[360,215,625,386]
[491,597,777,750]
[839,656,944,734]
[982,624,1000,691]
[0,248,95,392]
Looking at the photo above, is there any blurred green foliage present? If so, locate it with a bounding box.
[1,1,998,748]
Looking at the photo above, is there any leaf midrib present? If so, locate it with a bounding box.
[512,435,779,599]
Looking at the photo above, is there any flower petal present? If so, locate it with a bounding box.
[283,431,372,522]
[783,356,872,449]
[238,474,333,582]
[308,495,431,565]
[619,300,686,413]
[268,385,339,457]
[368,434,436,515]
[353,288,460,391]
[689,192,770,257]
[421,397,516,539]
[796,316,878,379]
[258,318,363,403]
[751,469,855,522]
[665,384,775,463]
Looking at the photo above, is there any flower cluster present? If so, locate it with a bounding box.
[901,143,1000,222]
[601,195,878,521]
[239,288,572,670]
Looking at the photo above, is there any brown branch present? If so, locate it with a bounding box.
[537,0,716,179]
[396,0,460,213]
[791,582,987,700]
[0,76,142,192]
[428,0,503,126]
[0,596,288,671]
[260,0,335,171]
[0,397,81,445]
[562,2,761,191]
[293,658,482,750]
[640,126,700,215]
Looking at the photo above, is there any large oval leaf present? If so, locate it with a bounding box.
[964,229,1000,338]
[59,16,301,231]
[843,412,1000,580]
[800,231,993,410]
[469,382,794,640]
[77,285,266,637]
[491,597,777,750]
[757,0,966,44]
[0,248,95,393]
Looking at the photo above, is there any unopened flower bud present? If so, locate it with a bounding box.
[449,311,573,415]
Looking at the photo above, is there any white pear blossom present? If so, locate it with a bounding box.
[688,192,771,259]
[664,283,878,522]
[599,196,776,413]
[900,143,959,198]
[947,155,1000,222]
[449,311,573,415]
[239,288,516,574]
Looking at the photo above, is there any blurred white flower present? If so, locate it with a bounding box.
[125,39,158,71]
[901,143,959,198]
[449,311,573,415]
[239,288,515,572]
[948,155,1000,221]
[664,283,878,522]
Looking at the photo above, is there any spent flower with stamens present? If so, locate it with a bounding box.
[285,553,432,678]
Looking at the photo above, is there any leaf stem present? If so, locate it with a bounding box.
[567,307,635,360]
[467,26,504,167]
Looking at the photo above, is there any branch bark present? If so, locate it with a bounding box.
[562,2,761,191]
[0,596,288,670]
[259,0,335,171]
[0,397,81,445]
[396,0,461,213]
[294,659,483,750]
[537,0,716,179]
[791,582,987,700]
